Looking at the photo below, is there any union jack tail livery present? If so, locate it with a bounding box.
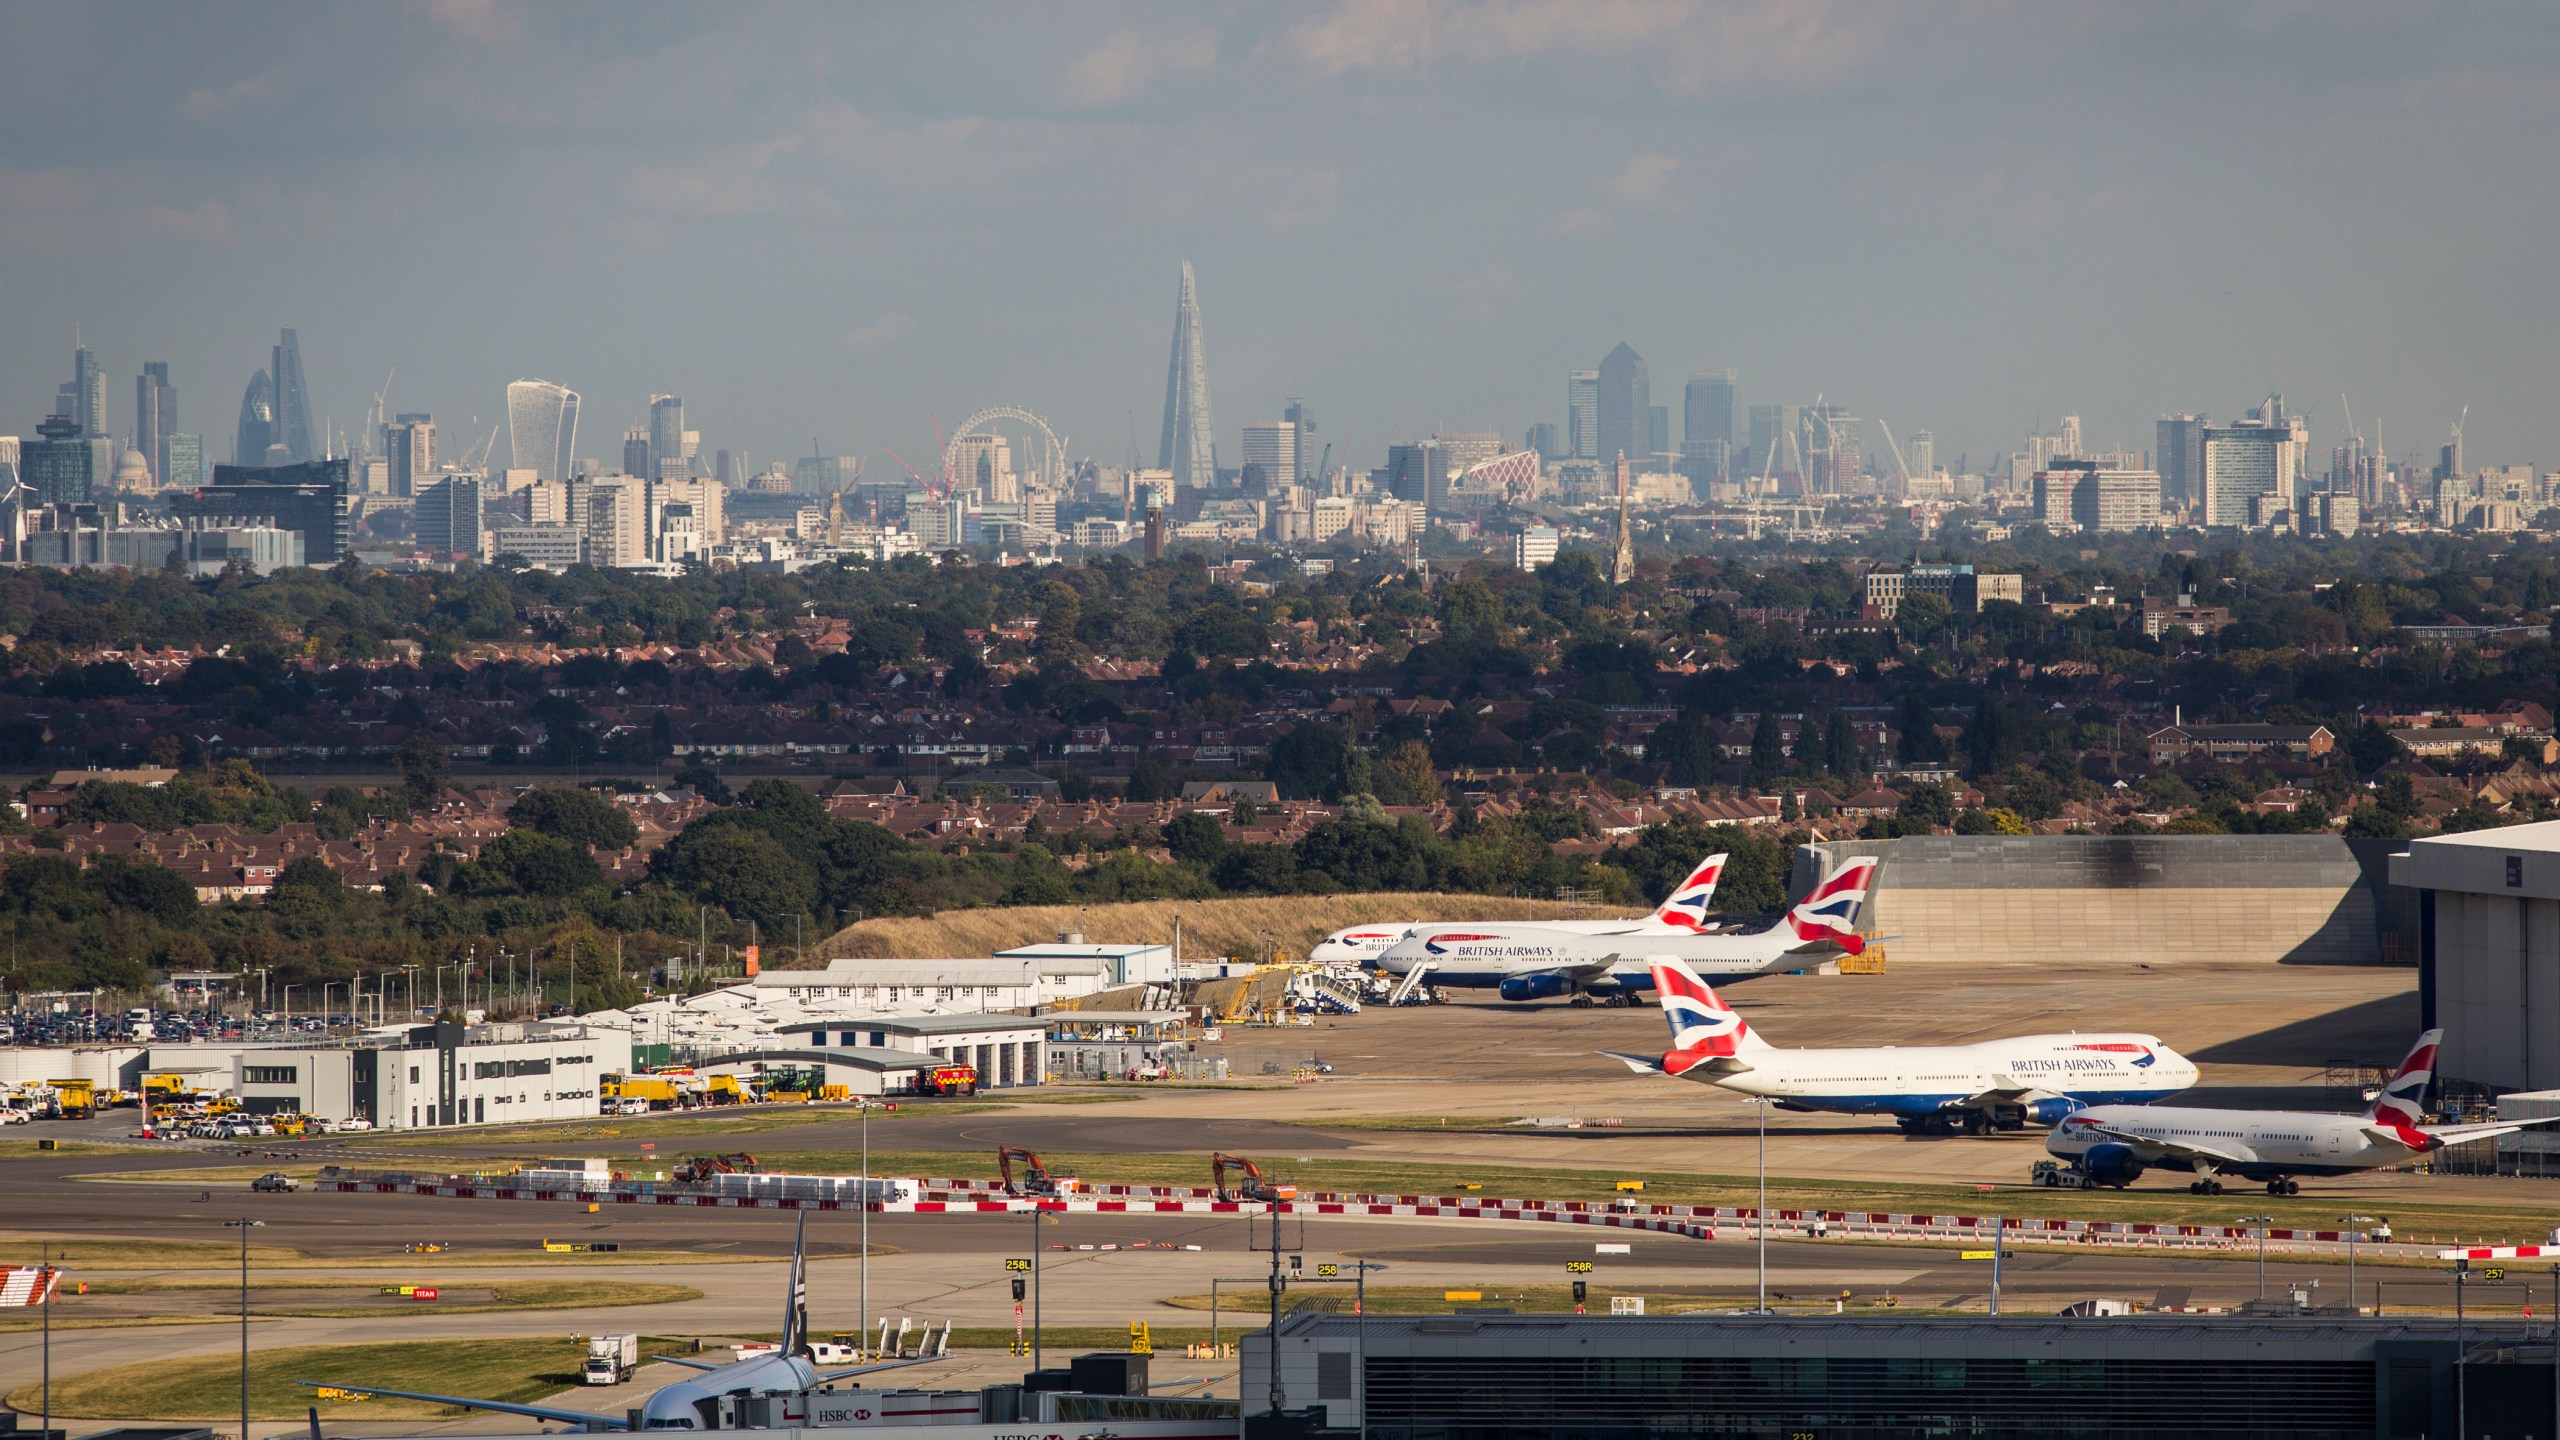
[1649,957,1767,1075]
[1648,853,1728,932]
[1783,856,1878,954]
[2365,1027,2443,1145]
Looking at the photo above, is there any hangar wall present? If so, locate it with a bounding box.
[1797,835,2408,967]
[2396,820,2560,1092]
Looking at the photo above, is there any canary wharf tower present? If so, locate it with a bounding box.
[1156,261,1216,489]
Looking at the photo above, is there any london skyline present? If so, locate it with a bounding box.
[5,2,2558,476]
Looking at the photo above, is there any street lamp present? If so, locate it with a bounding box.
[2238,1215,2274,1300]
[226,1219,264,1440]
[2338,1214,2377,1314]
[1754,1096,1770,1313]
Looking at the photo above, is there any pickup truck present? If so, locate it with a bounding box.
[250,1172,298,1193]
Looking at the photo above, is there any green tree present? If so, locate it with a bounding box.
[510,788,640,851]
[396,736,450,805]
[465,829,605,898]
[660,827,816,933]
[1162,811,1227,866]
[1749,713,1786,785]
[1371,741,1443,806]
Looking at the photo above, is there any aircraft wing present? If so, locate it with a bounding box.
[2405,1114,2560,1148]
[1601,1049,1666,1075]
[652,1356,722,1371]
[2067,1121,2254,1169]
[813,1356,946,1384]
[1598,1048,1754,1078]
[296,1382,625,1430]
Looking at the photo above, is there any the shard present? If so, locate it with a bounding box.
[1156,261,1216,489]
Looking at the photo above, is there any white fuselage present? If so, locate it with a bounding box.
[1681,1034,2197,1120]
[1377,923,1806,987]
[2047,1104,2409,1179]
[1310,916,1711,966]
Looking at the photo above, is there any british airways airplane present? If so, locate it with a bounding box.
[2045,1029,2560,1194]
[1367,855,1877,1004]
[1305,853,1734,967]
[1609,956,2198,1134]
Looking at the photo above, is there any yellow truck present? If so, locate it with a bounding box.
[602,1075,685,1110]
[48,1079,96,1120]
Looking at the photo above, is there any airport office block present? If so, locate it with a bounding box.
[2399,818,2560,1093]
[145,1019,629,1128]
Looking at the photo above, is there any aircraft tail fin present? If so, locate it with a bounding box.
[2365,1029,2443,1131]
[782,1210,811,1359]
[1784,855,1877,954]
[1650,853,1728,931]
[1650,957,1766,1075]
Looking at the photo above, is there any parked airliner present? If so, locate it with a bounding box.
[1370,855,1876,1003]
[1608,956,2198,1133]
[2044,1029,2558,1194]
[1305,853,1732,966]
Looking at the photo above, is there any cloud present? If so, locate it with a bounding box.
[845,313,913,349]
[1548,207,1608,234]
[426,0,524,44]
[133,200,237,245]
[184,74,280,121]
[1282,0,1894,96]
[1059,28,1219,108]
[1434,262,1516,321]
[1602,152,1680,205]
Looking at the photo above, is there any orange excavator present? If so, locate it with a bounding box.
[996,1145,1068,1197]
[1211,1152,1298,1204]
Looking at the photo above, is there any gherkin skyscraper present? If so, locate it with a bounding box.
[1156,261,1216,489]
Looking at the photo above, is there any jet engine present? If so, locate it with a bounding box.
[2026,1097,2087,1124]
[1497,972,1579,1002]
[2078,1142,2146,1187]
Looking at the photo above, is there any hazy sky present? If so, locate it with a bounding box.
[7,1,2558,478]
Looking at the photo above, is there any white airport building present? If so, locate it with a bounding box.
[2398,819,2560,1093]
[144,1019,630,1129]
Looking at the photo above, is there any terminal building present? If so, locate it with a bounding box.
[1245,1310,2551,1440]
[144,1019,628,1129]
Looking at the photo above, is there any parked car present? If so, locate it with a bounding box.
[250,1172,297,1193]
[333,1117,373,1131]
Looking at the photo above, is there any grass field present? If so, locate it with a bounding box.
[3,1337,613,1420]
[818,892,1608,963]
[0,1233,773,1269]
[0,1138,153,1159]
[62,1277,700,1318]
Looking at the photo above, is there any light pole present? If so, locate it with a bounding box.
[1350,1261,1388,1440]
[2239,1215,2274,1300]
[858,1100,874,1350]
[227,1218,263,1440]
[1754,1096,1769,1312]
[2338,1215,2376,1314]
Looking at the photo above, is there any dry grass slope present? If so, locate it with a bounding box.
[815,892,1609,964]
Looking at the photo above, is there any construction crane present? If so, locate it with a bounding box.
[1210,1152,1297,1203]
[1875,419,1913,488]
[996,1145,1064,1197]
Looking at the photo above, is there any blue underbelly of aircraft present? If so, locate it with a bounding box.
[1787,1086,2190,1117]
[1422,967,1777,995]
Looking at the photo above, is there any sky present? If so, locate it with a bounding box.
[6,0,2559,480]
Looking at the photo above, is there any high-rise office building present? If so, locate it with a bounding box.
[234,369,273,467]
[385,413,434,499]
[1595,343,1650,472]
[163,434,203,491]
[1682,370,1736,483]
[415,473,484,558]
[1647,405,1670,461]
[2200,397,2307,528]
[179,458,349,564]
[1157,262,1216,488]
[585,475,648,567]
[1907,430,1935,479]
[136,362,174,487]
[505,380,580,483]
[269,329,314,465]
[647,395,684,481]
[622,429,650,477]
[71,346,105,439]
[1241,422,1299,491]
[2035,460,2162,533]
[25,414,93,505]
[1746,404,1799,482]
[2155,414,2207,506]
[1282,400,1316,480]
[1567,370,1599,461]
[1526,422,1562,461]
[1386,441,1448,513]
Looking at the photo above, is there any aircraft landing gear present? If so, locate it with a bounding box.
[2265,1178,2299,1196]
[2188,1178,2226,1196]
[1962,1111,1991,1137]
